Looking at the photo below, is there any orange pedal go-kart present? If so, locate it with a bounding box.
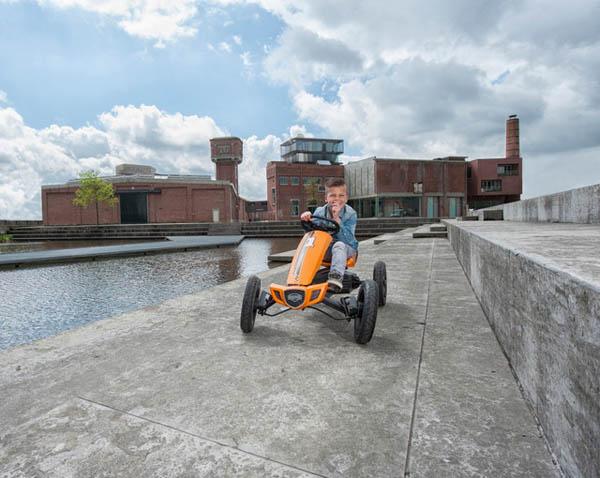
[240,215,387,344]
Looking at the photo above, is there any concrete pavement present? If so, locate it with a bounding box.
[0,232,559,477]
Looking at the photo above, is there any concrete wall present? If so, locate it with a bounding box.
[483,183,600,223]
[445,221,600,478]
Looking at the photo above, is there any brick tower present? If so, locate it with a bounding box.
[506,114,520,159]
[210,137,243,192]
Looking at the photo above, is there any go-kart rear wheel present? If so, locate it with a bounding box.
[373,261,387,306]
[240,275,261,333]
[354,279,378,344]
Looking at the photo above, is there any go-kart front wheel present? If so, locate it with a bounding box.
[373,261,387,306]
[354,279,378,344]
[240,275,261,333]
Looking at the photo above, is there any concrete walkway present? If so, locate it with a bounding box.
[0,235,244,268]
[0,232,559,477]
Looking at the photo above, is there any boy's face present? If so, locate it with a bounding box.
[326,185,348,209]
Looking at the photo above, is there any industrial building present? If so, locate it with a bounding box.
[466,115,522,209]
[42,137,247,225]
[41,117,521,225]
[266,137,345,220]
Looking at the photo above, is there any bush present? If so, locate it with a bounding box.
[0,233,13,243]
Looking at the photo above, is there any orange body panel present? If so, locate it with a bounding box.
[269,230,358,310]
[286,230,332,286]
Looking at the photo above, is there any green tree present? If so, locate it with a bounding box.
[304,177,321,213]
[72,171,118,225]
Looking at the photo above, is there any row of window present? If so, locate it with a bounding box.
[467,163,519,179]
[481,180,502,192]
[278,176,338,186]
[281,140,344,156]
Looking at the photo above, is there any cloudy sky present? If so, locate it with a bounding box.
[1,0,599,219]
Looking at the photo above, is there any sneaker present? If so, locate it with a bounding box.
[327,271,343,292]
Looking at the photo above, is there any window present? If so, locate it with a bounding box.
[481,180,502,192]
[303,176,321,185]
[497,164,519,176]
[291,199,300,216]
[467,167,472,178]
[291,176,299,186]
[271,187,276,204]
[413,182,423,193]
[279,176,288,186]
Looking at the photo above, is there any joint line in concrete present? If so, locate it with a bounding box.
[77,395,330,478]
[403,239,436,477]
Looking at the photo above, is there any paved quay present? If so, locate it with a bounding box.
[0,235,244,268]
[0,231,559,477]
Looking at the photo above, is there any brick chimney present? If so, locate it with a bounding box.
[506,114,520,159]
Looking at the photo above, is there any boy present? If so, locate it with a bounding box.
[300,178,358,291]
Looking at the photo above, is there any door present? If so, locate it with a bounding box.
[212,208,220,222]
[120,193,148,224]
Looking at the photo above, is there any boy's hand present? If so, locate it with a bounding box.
[300,211,312,221]
[330,204,342,222]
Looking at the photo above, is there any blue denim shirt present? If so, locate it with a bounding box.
[313,204,359,251]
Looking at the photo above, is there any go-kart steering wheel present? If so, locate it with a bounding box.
[301,215,340,234]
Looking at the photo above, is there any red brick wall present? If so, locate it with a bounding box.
[266,162,344,220]
[215,161,239,192]
[375,160,466,195]
[467,157,522,198]
[210,137,243,158]
[42,181,240,225]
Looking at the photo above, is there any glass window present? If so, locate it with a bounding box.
[497,164,519,176]
[291,199,300,216]
[271,187,276,204]
[481,180,502,192]
[279,176,288,186]
[291,176,299,185]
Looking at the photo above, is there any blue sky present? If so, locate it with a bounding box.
[1,0,599,218]
[0,1,293,136]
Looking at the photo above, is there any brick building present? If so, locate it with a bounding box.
[345,156,467,218]
[267,137,345,220]
[467,115,522,209]
[42,137,246,225]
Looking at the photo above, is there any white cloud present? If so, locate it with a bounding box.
[0,104,229,219]
[0,103,292,218]
[222,0,600,198]
[218,41,232,53]
[33,0,198,47]
[240,51,252,67]
[233,34,242,45]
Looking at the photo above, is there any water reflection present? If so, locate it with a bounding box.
[0,238,298,350]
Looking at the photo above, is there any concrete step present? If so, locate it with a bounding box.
[430,225,447,232]
[207,223,242,235]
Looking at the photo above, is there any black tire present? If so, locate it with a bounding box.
[373,261,387,306]
[354,279,378,344]
[240,275,261,333]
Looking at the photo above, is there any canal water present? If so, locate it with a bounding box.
[0,238,298,351]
